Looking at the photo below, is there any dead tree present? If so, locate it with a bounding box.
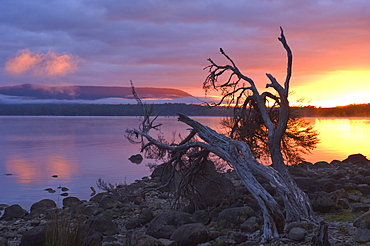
[127,27,317,242]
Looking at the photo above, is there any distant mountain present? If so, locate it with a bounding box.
[0,84,192,100]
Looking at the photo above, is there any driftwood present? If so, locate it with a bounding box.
[127,27,317,242]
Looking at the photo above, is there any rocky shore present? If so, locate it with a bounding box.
[2,154,370,245]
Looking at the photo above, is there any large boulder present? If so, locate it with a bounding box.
[355,228,370,243]
[125,231,163,246]
[288,227,306,242]
[311,194,336,213]
[19,225,46,246]
[147,211,195,239]
[217,206,254,230]
[2,204,27,220]
[342,154,369,165]
[170,223,210,246]
[86,216,119,236]
[30,199,57,212]
[354,210,370,228]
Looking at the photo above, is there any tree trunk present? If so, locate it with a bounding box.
[177,114,316,242]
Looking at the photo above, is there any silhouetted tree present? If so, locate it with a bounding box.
[127,27,317,242]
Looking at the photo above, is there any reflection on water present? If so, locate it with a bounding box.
[304,118,370,162]
[6,154,75,183]
[1,116,370,210]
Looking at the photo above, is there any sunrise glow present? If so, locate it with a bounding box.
[291,70,370,107]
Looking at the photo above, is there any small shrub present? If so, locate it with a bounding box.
[45,211,87,246]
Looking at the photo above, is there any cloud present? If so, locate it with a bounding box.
[5,49,79,77]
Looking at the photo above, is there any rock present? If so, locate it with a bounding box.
[297,161,313,169]
[30,199,57,212]
[311,194,336,213]
[214,236,236,245]
[61,187,69,192]
[240,216,260,233]
[217,206,254,230]
[285,221,304,233]
[226,230,249,244]
[343,154,369,165]
[353,210,370,228]
[98,195,120,209]
[159,238,177,246]
[63,196,81,208]
[125,230,163,246]
[313,161,331,168]
[86,215,119,236]
[2,204,27,220]
[60,192,69,196]
[294,177,319,193]
[348,194,361,203]
[337,198,350,209]
[19,225,46,246]
[357,184,370,195]
[170,223,210,246]
[129,154,143,164]
[288,227,306,241]
[322,181,336,193]
[138,208,154,224]
[147,211,195,239]
[83,231,103,246]
[354,228,370,243]
[90,192,108,203]
[351,204,369,213]
[192,210,211,225]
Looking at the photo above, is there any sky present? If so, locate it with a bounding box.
[1,0,370,107]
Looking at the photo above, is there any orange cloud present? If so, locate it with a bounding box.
[5,49,42,74]
[5,49,79,77]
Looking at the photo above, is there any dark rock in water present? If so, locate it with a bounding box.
[147,211,195,239]
[170,223,210,246]
[4,173,12,176]
[30,199,57,212]
[52,175,58,178]
[129,154,143,164]
[2,204,27,220]
[61,187,69,192]
[19,225,46,246]
[60,192,69,197]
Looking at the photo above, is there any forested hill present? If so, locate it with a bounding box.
[294,104,370,117]
[0,103,233,116]
[0,103,370,117]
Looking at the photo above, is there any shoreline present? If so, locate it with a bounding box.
[2,154,370,244]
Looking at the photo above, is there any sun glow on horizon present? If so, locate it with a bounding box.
[291,70,370,107]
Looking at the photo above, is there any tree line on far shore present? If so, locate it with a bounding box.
[0,103,369,117]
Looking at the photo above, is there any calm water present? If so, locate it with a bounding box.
[1,116,369,210]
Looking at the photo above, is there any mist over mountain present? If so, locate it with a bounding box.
[0,84,205,104]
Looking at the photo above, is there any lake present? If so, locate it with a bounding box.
[1,116,369,210]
